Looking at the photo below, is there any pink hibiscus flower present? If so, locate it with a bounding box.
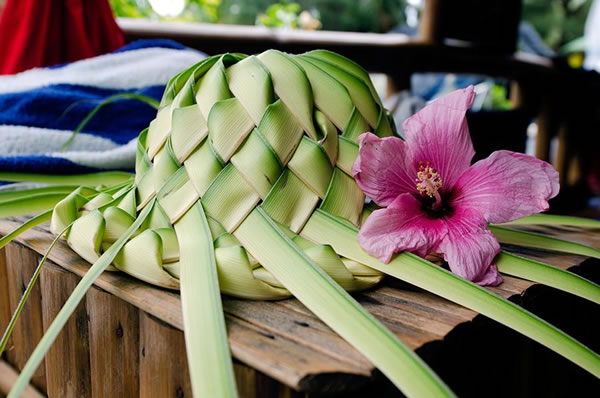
[352,86,559,286]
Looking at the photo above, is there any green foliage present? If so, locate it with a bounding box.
[522,0,593,50]
[294,0,407,32]
[109,0,153,18]
[109,0,593,40]
[60,93,159,151]
[109,0,222,23]
[217,0,271,25]
[490,84,512,111]
[256,2,303,28]
[110,0,408,33]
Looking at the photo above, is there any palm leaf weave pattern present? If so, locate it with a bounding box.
[50,50,395,298]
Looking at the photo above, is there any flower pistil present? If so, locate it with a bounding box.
[416,161,443,210]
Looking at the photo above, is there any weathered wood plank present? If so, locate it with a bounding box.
[139,312,192,398]
[0,217,597,395]
[234,363,307,398]
[0,248,12,359]
[363,288,477,322]
[233,363,307,398]
[275,294,446,349]
[274,297,439,350]
[487,275,535,298]
[0,220,373,390]
[226,316,369,393]
[223,300,371,370]
[3,244,46,393]
[359,299,456,338]
[86,286,139,398]
[40,262,91,397]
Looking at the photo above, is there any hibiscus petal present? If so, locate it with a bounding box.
[403,86,476,192]
[352,132,416,206]
[476,263,504,286]
[452,150,560,224]
[357,193,446,263]
[436,207,503,286]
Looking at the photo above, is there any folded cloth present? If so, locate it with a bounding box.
[0,40,206,178]
[0,0,125,75]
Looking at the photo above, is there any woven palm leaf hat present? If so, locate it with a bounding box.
[51,49,395,298]
[13,50,472,398]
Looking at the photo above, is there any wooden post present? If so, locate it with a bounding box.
[139,312,192,398]
[3,245,46,393]
[535,100,559,163]
[419,0,443,44]
[87,286,140,398]
[555,124,570,187]
[509,81,522,108]
[40,262,91,397]
[0,248,12,358]
[233,363,306,398]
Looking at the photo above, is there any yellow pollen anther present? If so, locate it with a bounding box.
[416,161,443,197]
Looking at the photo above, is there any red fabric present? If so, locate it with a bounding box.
[0,0,124,75]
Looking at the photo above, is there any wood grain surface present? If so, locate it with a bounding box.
[40,264,91,397]
[0,217,598,397]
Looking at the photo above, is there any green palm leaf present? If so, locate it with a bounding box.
[174,202,238,398]
[501,214,600,228]
[302,209,600,378]
[0,210,52,250]
[0,193,69,218]
[0,224,69,355]
[496,251,600,304]
[8,199,155,398]
[490,225,600,259]
[0,171,133,186]
[235,207,455,398]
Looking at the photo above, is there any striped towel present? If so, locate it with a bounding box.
[0,40,206,178]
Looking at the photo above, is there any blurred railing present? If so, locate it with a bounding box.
[117,0,600,209]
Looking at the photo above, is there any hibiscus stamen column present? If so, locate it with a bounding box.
[416,161,443,211]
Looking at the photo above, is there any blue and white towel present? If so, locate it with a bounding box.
[0,39,205,178]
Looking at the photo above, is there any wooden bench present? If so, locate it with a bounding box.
[1,218,598,397]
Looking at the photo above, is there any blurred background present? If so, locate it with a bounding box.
[103,0,595,117]
[105,0,592,52]
[1,0,599,215]
[105,0,600,215]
